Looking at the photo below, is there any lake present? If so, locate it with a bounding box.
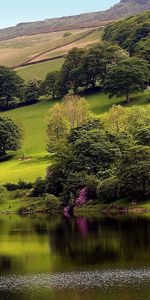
[0,214,150,300]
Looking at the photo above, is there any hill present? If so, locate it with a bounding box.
[103,10,150,59]
[0,28,101,70]
[0,0,150,41]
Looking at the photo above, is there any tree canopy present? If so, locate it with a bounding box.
[0,115,22,157]
[104,57,149,102]
[0,66,24,110]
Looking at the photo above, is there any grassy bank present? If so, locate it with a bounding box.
[1,194,150,216]
[74,200,150,217]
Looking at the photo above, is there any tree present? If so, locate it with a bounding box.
[134,125,150,146]
[61,48,84,93]
[47,95,90,154]
[47,102,70,153]
[103,105,129,135]
[63,95,89,128]
[68,117,104,144]
[104,57,150,102]
[83,42,127,83]
[135,37,150,63]
[118,146,150,199]
[41,71,60,99]
[0,66,24,109]
[0,115,22,157]
[24,79,40,104]
[60,43,127,93]
[70,129,120,177]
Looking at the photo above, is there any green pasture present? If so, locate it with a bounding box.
[16,57,64,80]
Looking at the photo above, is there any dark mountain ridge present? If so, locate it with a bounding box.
[0,0,150,41]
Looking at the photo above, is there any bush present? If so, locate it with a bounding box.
[97,177,120,203]
[12,189,30,199]
[31,177,46,197]
[5,181,33,191]
[17,180,33,190]
[0,185,9,204]
[63,32,72,37]
[44,194,62,211]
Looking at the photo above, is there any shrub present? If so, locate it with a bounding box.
[97,177,120,203]
[0,185,9,204]
[31,177,46,197]
[63,32,72,37]
[5,181,33,191]
[17,180,33,190]
[12,189,30,199]
[44,194,62,211]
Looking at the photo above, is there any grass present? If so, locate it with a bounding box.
[0,91,149,184]
[0,97,57,183]
[0,28,91,67]
[0,195,46,213]
[87,90,150,114]
[16,57,64,80]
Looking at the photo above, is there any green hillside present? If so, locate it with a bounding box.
[16,58,64,81]
[0,91,149,184]
[103,10,150,58]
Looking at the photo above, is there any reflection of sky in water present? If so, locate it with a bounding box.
[0,269,150,291]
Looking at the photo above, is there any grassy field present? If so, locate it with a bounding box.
[0,91,149,184]
[17,57,64,80]
[0,28,100,67]
[15,28,101,81]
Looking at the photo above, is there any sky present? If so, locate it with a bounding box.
[0,0,119,29]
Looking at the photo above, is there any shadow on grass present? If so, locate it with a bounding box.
[0,154,15,162]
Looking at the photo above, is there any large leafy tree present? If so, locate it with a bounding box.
[118,146,150,199]
[0,115,22,157]
[24,79,40,104]
[41,71,60,99]
[60,43,127,93]
[47,95,90,155]
[69,128,121,178]
[61,48,84,94]
[104,57,150,103]
[0,66,24,109]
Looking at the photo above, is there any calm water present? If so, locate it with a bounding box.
[0,214,150,300]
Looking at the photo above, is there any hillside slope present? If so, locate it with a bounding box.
[0,29,100,67]
[0,0,150,41]
[103,10,150,50]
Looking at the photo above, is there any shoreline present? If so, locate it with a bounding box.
[0,204,150,217]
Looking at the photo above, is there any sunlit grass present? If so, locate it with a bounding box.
[16,58,64,81]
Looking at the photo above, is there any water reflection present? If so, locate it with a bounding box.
[0,214,150,299]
